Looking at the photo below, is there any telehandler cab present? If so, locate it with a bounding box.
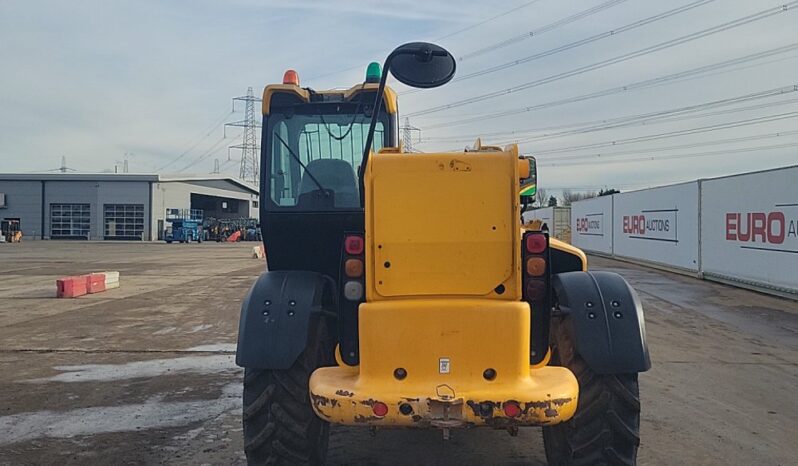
[236,42,650,465]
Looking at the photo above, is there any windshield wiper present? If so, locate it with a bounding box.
[273,132,327,194]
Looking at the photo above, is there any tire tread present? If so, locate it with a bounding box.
[543,317,642,466]
[242,319,332,466]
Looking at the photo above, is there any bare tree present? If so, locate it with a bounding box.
[561,189,598,206]
[536,187,548,207]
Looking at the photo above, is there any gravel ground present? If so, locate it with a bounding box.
[0,241,795,465]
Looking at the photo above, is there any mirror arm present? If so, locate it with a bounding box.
[358,52,397,207]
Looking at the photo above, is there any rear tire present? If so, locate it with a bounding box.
[242,318,334,466]
[543,316,641,466]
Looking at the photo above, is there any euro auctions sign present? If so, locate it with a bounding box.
[575,214,603,235]
[612,182,699,271]
[570,195,613,254]
[701,166,798,293]
[725,209,798,251]
[622,210,678,242]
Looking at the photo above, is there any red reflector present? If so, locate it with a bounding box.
[345,236,364,255]
[372,401,389,417]
[526,234,546,254]
[503,401,521,418]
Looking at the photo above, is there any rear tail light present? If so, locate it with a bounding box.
[340,233,366,365]
[344,281,364,301]
[522,230,551,365]
[525,257,546,277]
[522,232,549,293]
[525,233,546,254]
[525,280,547,301]
[345,258,364,278]
[345,235,364,255]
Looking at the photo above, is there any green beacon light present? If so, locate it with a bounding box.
[365,62,381,83]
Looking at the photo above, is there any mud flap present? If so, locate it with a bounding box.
[236,270,333,370]
[552,271,651,374]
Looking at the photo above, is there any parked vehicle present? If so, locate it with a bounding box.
[164,209,203,244]
[0,219,22,243]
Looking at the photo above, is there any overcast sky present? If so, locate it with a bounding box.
[1,0,796,193]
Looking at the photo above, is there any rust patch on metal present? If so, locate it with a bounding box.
[466,400,500,419]
[311,393,331,407]
[411,414,423,423]
[359,398,380,407]
[335,389,355,397]
[464,397,574,425]
[521,397,572,416]
[466,400,480,417]
[310,393,334,419]
[401,397,420,402]
[310,393,339,410]
[314,406,331,419]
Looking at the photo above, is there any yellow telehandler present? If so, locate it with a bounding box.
[236,42,650,465]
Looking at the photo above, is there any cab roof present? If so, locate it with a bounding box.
[262,83,398,115]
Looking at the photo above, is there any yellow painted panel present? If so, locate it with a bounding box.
[366,149,521,299]
[359,299,530,381]
[308,299,579,427]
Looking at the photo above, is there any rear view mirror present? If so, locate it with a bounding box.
[520,156,537,199]
[388,42,456,89]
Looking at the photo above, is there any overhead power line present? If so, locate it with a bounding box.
[436,0,546,40]
[402,0,713,96]
[178,136,230,173]
[459,0,629,60]
[157,108,233,172]
[518,97,798,144]
[539,141,798,167]
[408,1,798,117]
[305,1,546,83]
[497,91,798,146]
[536,128,798,162]
[422,84,798,143]
[420,43,798,129]
[530,111,798,155]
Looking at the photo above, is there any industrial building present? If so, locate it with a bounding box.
[0,174,259,241]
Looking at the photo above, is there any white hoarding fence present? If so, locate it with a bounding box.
[568,165,797,296]
[613,182,700,271]
[571,195,613,254]
[700,166,798,294]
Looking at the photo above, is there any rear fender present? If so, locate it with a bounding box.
[552,271,651,374]
[236,270,334,369]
